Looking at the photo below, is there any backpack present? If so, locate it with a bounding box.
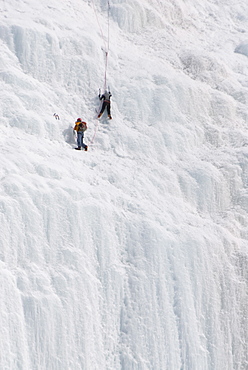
[75,122,87,132]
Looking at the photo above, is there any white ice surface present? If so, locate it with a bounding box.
[0,0,248,369]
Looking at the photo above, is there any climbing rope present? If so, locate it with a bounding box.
[88,0,111,147]
[88,118,100,146]
[103,0,110,91]
[91,0,110,91]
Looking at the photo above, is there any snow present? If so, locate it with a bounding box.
[235,40,248,57]
[0,0,248,369]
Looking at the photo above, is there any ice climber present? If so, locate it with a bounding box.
[74,118,88,151]
[98,90,112,119]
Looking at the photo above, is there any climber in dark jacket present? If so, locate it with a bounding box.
[98,90,112,119]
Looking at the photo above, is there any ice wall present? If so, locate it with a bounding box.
[0,0,248,369]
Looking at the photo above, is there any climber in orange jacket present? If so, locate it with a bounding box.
[73,118,88,151]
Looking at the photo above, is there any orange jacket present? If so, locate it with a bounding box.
[74,121,87,132]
